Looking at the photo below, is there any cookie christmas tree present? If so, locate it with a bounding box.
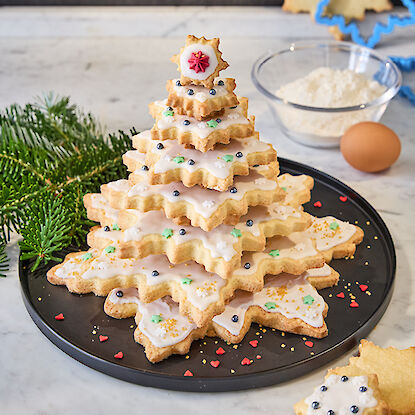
[48,35,363,363]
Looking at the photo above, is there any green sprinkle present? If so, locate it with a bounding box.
[163,109,174,117]
[231,228,242,238]
[222,155,234,162]
[162,228,173,239]
[269,249,280,257]
[303,295,315,305]
[182,277,193,285]
[264,302,276,310]
[151,314,163,324]
[104,246,116,254]
[173,156,185,164]
[281,187,287,192]
[112,224,120,231]
[206,119,218,128]
[329,221,339,230]
[82,252,92,261]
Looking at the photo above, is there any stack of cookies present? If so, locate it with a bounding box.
[47,35,364,363]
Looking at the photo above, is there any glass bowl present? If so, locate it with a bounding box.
[252,41,401,148]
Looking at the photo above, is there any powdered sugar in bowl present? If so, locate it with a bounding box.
[252,41,401,148]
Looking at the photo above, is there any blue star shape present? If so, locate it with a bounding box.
[315,0,415,49]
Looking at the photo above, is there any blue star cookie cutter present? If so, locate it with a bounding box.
[389,56,415,106]
[315,0,415,49]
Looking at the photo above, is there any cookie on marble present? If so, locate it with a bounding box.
[170,35,229,89]
[149,98,255,152]
[126,129,277,191]
[166,78,238,120]
[294,371,390,415]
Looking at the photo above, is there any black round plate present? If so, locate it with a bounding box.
[20,158,396,392]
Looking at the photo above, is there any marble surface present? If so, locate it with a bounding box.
[1,6,415,414]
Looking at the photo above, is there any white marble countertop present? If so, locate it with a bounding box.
[1,6,415,414]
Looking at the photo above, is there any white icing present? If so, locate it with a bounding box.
[154,100,249,139]
[304,263,332,278]
[212,274,326,335]
[305,216,356,251]
[107,172,278,219]
[171,78,228,102]
[180,44,218,81]
[278,173,310,205]
[304,375,377,414]
[108,289,196,348]
[128,130,272,181]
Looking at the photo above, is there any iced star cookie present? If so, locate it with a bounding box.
[106,292,208,363]
[125,129,277,191]
[171,35,229,89]
[211,273,329,343]
[149,98,255,152]
[85,193,311,278]
[100,172,285,232]
[294,373,390,415]
[328,340,415,414]
[278,173,314,207]
[166,78,238,120]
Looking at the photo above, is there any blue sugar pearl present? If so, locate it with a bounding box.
[311,401,320,409]
[359,386,367,392]
[173,190,180,197]
[188,159,195,165]
[232,314,238,322]
[141,165,149,171]
[104,226,110,232]
[152,270,159,277]
[350,406,359,414]
[156,143,164,150]
[236,151,243,158]
[176,80,181,86]
[218,80,225,86]
[183,120,190,126]
[209,89,216,95]
[246,219,253,227]
[187,89,194,96]
[216,118,221,123]
[320,385,327,392]
[116,290,123,297]
[179,229,186,235]
[230,106,237,109]
[230,187,237,193]
[341,376,349,382]
[244,263,251,269]
[167,106,173,111]
[327,411,334,415]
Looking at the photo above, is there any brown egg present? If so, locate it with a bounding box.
[341,122,401,173]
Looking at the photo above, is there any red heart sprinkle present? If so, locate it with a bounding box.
[339,196,348,202]
[249,340,258,348]
[216,347,225,355]
[54,313,64,321]
[184,370,193,377]
[313,201,322,208]
[350,301,359,308]
[114,352,123,359]
[99,335,108,342]
[210,360,220,368]
[359,284,368,292]
[336,292,345,298]
[305,341,314,348]
[256,355,262,359]
[241,357,252,366]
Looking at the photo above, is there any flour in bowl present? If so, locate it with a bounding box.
[274,67,386,139]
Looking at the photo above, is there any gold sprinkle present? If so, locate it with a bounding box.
[272,328,276,332]
[354,220,359,224]
[202,359,206,364]
[230,369,235,374]
[256,332,260,336]
[310,352,315,356]
[328,294,332,298]
[348,283,351,286]
[367,245,371,249]
[365,261,369,266]
[350,255,355,259]
[214,340,218,344]
[350,295,356,300]
[374,236,378,240]
[92,330,97,335]
[366,221,370,225]
[290,347,295,352]
[37,297,42,301]
[233,345,238,349]
[185,355,189,359]
[281,343,286,348]
[281,332,286,337]
[366,291,372,296]
[203,342,207,345]
[200,350,204,354]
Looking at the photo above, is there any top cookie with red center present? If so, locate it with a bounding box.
[171,35,229,89]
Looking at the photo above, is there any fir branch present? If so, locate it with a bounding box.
[0,243,8,277]
[0,93,133,272]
